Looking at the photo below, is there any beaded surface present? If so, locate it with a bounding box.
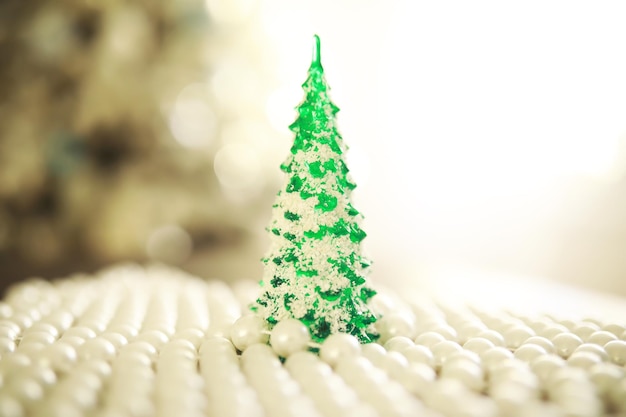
[1,264,625,417]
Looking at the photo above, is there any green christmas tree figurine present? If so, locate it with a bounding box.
[253,35,378,343]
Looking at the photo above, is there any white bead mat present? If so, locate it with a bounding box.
[0,264,625,417]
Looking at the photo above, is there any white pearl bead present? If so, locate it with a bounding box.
[431,340,463,369]
[16,343,46,358]
[399,344,435,367]
[574,343,609,361]
[550,332,582,358]
[77,358,112,380]
[428,324,458,341]
[572,322,600,340]
[602,323,625,338]
[78,338,117,361]
[6,376,44,403]
[514,344,547,363]
[545,366,590,395]
[416,317,446,334]
[116,350,152,370]
[172,328,205,349]
[360,342,386,365]
[57,381,98,409]
[538,324,568,340]
[284,351,320,372]
[489,381,538,413]
[463,337,495,355]
[383,336,414,351]
[375,313,415,342]
[503,325,535,349]
[440,358,485,392]
[38,342,77,373]
[0,320,21,334]
[587,330,618,346]
[489,360,539,393]
[58,336,86,350]
[522,336,555,354]
[80,320,107,333]
[567,351,602,370]
[28,323,60,338]
[397,363,436,396]
[123,341,158,362]
[0,393,24,417]
[229,315,269,352]
[581,317,603,327]
[334,355,371,380]
[63,326,97,340]
[558,319,577,330]
[477,329,505,347]
[136,330,169,349]
[488,356,526,376]
[380,351,409,379]
[0,337,16,355]
[24,365,56,387]
[456,321,488,344]
[414,331,446,348]
[530,354,565,383]
[421,378,472,415]
[0,352,31,376]
[604,340,626,366]
[269,319,310,357]
[480,347,514,371]
[319,333,361,366]
[588,362,624,397]
[106,324,139,341]
[44,311,74,332]
[163,338,196,353]
[144,323,176,337]
[99,332,129,350]
[20,331,56,346]
[525,317,550,332]
[448,349,481,366]
[10,313,33,330]
[0,326,18,340]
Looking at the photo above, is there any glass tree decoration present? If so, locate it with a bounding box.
[253,35,378,343]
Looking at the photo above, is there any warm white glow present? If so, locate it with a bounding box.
[265,85,300,134]
[220,120,289,181]
[214,143,264,192]
[259,5,312,81]
[146,225,193,264]
[168,83,216,149]
[210,60,262,115]
[205,0,257,25]
[345,144,371,189]
[381,1,626,193]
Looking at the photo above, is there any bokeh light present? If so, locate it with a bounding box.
[146,224,193,265]
[168,83,217,149]
[214,143,264,197]
[210,59,263,116]
[205,0,258,26]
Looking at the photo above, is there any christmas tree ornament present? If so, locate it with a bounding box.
[253,35,378,344]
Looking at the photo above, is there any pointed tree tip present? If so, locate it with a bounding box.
[311,34,322,69]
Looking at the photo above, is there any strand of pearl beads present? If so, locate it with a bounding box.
[230,316,370,364]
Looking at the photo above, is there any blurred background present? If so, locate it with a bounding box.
[1,0,626,298]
